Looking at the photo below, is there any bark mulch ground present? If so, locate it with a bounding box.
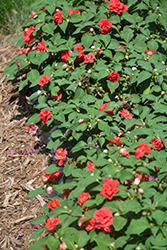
[0,34,50,250]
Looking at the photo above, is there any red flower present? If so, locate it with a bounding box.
[123,4,129,12]
[61,50,71,63]
[134,172,148,185]
[47,199,60,210]
[55,148,67,166]
[108,136,124,146]
[98,19,112,34]
[108,0,125,14]
[83,53,96,65]
[68,9,80,15]
[23,26,35,44]
[107,72,120,82]
[74,44,85,62]
[145,49,157,56]
[152,138,164,150]
[79,118,85,124]
[93,207,113,233]
[24,123,38,135]
[59,241,67,250]
[45,217,61,231]
[116,45,126,54]
[37,41,47,52]
[21,47,31,54]
[54,10,62,25]
[47,186,53,195]
[99,103,114,115]
[86,161,97,172]
[100,178,120,200]
[62,187,75,199]
[29,11,36,19]
[39,109,51,124]
[44,245,50,250]
[135,142,151,159]
[51,91,62,100]
[37,75,51,86]
[17,61,20,68]
[85,218,95,232]
[78,192,89,210]
[119,109,132,119]
[41,171,63,183]
[120,147,130,157]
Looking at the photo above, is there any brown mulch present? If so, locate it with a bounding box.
[0,34,50,249]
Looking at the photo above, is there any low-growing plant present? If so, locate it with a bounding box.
[4,0,167,249]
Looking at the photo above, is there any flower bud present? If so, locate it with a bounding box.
[87,69,91,74]
[62,64,67,68]
[103,149,108,154]
[46,186,53,195]
[108,158,112,163]
[90,28,94,33]
[161,91,165,95]
[79,119,85,124]
[96,48,101,53]
[132,67,137,71]
[138,188,144,194]
[91,45,95,49]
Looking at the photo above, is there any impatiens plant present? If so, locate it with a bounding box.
[4,0,167,249]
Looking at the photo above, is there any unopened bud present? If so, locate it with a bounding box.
[91,45,95,49]
[90,28,94,33]
[132,67,137,71]
[87,69,91,74]
[103,149,108,154]
[110,242,115,247]
[62,64,67,68]
[37,90,42,95]
[79,119,85,123]
[96,48,101,53]
[47,186,53,195]
[161,91,165,95]
[138,188,144,194]
[108,159,112,163]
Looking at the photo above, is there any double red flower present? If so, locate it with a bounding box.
[39,109,51,124]
[135,142,151,159]
[55,148,67,166]
[98,19,112,34]
[100,178,120,200]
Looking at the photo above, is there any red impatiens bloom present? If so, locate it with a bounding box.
[98,19,112,34]
[78,192,89,210]
[134,172,148,185]
[116,45,126,54]
[145,49,157,56]
[37,41,47,52]
[86,161,97,172]
[22,47,31,54]
[51,91,62,101]
[47,199,60,210]
[55,148,67,166]
[24,123,38,135]
[59,241,67,250]
[29,11,36,19]
[23,26,35,44]
[83,53,96,65]
[61,50,71,63]
[74,44,85,62]
[54,10,62,25]
[39,109,51,124]
[62,187,76,199]
[41,171,63,183]
[120,147,130,157]
[37,75,51,86]
[108,136,124,146]
[152,138,164,150]
[100,178,120,200]
[68,9,80,15]
[119,109,133,119]
[108,0,128,14]
[79,118,85,124]
[99,103,114,115]
[107,72,120,82]
[45,217,61,231]
[17,61,20,68]
[135,142,151,159]
[93,207,113,233]
[85,218,95,232]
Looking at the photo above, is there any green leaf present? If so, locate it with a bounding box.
[121,27,133,43]
[27,238,47,250]
[137,71,152,85]
[47,236,59,250]
[123,200,142,214]
[42,23,55,35]
[19,79,28,91]
[134,42,147,52]
[26,187,43,198]
[81,35,94,48]
[72,141,86,152]
[26,113,40,125]
[151,210,165,226]
[74,231,90,248]
[30,215,47,225]
[113,216,127,231]
[46,164,60,174]
[126,217,150,235]
[97,69,109,81]
[29,227,45,240]
[70,13,83,23]
[115,236,129,248]
[59,22,68,34]
[122,11,136,24]
[145,13,158,23]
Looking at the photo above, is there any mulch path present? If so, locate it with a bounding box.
[0,34,50,250]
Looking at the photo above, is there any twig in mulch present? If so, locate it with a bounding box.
[13,215,35,224]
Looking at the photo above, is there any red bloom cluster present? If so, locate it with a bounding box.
[37,75,51,86]
[54,10,62,25]
[99,103,114,115]
[61,50,71,63]
[83,53,96,65]
[119,109,132,119]
[100,178,120,200]
[47,199,60,210]
[108,0,128,14]
[120,147,130,157]
[24,123,38,135]
[51,91,62,101]
[18,47,35,54]
[152,138,164,150]
[135,142,151,159]
[41,171,63,183]
[74,44,85,62]
[86,161,97,172]
[145,49,157,56]
[37,41,47,52]
[93,207,113,233]
[23,26,35,44]
[39,109,51,124]
[62,187,75,199]
[107,72,120,82]
[98,19,112,34]
[108,136,124,146]
[68,9,80,15]
[78,192,89,210]
[55,148,67,166]
[45,217,61,231]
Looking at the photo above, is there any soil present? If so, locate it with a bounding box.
[0,34,50,249]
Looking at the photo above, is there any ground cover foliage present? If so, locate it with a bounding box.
[4,0,167,249]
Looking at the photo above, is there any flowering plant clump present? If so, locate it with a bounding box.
[4,0,167,249]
